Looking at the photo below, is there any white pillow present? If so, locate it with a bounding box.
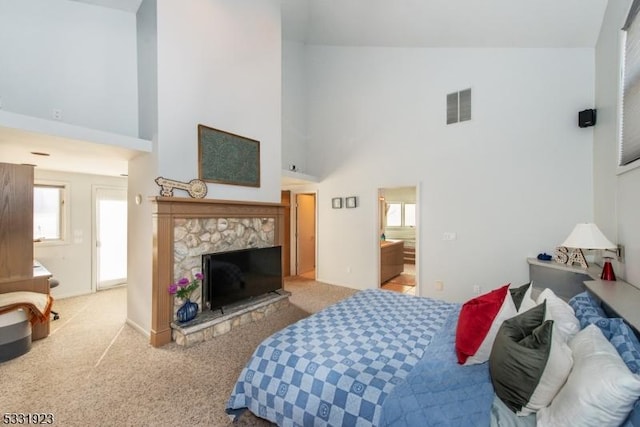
[537,325,640,427]
[536,288,580,341]
[518,323,573,415]
[489,302,573,416]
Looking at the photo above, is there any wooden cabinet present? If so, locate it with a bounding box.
[0,163,50,340]
[381,240,404,284]
[0,163,34,283]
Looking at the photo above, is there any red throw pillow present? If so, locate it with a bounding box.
[455,284,517,365]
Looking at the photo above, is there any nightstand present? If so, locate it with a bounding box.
[527,257,599,301]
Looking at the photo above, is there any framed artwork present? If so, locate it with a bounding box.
[332,197,343,209]
[345,196,357,208]
[198,124,260,187]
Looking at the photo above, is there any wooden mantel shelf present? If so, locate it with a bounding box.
[150,196,285,347]
[150,196,284,215]
[151,196,284,207]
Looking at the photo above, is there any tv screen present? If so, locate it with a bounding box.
[202,246,283,311]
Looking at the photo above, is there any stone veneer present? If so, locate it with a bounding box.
[170,216,286,344]
[151,197,285,348]
[172,217,275,314]
[171,290,290,347]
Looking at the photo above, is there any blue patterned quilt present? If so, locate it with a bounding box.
[379,306,495,427]
[227,289,458,426]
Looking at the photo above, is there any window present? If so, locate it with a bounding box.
[33,183,66,241]
[404,203,416,227]
[385,202,416,228]
[621,1,640,166]
[386,203,402,227]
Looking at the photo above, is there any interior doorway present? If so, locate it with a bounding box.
[94,187,127,290]
[378,186,418,295]
[296,193,316,278]
[281,190,291,277]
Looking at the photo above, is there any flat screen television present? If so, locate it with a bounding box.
[202,246,283,312]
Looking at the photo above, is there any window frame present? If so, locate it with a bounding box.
[33,180,70,246]
[619,0,640,173]
[385,201,416,229]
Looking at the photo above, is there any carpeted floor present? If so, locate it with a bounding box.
[0,278,357,426]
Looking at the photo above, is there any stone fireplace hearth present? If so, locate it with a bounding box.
[171,289,290,347]
[151,197,286,347]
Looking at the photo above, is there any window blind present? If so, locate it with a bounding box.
[621,0,640,166]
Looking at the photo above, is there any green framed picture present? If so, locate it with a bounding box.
[198,124,261,187]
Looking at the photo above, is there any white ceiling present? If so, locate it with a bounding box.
[68,0,143,13]
[281,0,609,48]
[0,127,136,177]
[3,0,609,180]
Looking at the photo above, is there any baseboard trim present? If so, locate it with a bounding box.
[126,318,150,338]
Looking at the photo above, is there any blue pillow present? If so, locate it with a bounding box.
[622,400,640,427]
[570,292,640,374]
[608,320,640,375]
[569,291,606,328]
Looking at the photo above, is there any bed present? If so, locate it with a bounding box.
[226,286,640,426]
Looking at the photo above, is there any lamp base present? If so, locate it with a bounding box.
[601,259,616,281]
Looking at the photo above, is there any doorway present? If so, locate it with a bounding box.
[378,186,418,295]
[296,193,316,278]
[94,187,127,290]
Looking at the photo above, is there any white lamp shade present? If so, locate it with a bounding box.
[561,223,616,249]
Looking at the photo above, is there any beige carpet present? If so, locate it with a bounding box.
[0,278,357,426]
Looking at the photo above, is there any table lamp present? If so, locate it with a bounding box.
[561,223,618,281]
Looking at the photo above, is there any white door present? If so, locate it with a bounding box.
[95,188,127,290]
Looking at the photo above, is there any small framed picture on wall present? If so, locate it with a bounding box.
[345,196,357,208]
[332,197,343,209]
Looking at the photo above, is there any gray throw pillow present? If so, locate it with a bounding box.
[489,301,573,416]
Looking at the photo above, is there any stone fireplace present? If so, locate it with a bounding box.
[172,217,276,313]
[150,197,286,347]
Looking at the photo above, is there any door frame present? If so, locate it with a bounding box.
[92,185,128,292]
[376,183,420,295]
[294,191,318,277]
[281,190,291,277]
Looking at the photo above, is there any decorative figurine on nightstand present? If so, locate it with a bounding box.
[553,246,570,264]
[601,257,616,281]
[554,246,588,268]
[537,253,553,261]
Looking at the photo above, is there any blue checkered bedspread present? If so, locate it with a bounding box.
[226,289,459,426]
[379,305,495,427]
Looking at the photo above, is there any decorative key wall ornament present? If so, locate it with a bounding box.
[155,176,208,199]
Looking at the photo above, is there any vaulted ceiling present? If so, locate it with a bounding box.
[2,0,609,177]
[281,0,608,48]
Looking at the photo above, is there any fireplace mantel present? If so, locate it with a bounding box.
[150,196,285,347]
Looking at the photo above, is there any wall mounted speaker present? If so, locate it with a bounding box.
[579,109,596,128]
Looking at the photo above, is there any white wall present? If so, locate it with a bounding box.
[125,0,158,336]
[0,0,139,137]
[595,0,640,287]
[155,0,282,203]
[304,47,595,302]
[33,169,127,299]
[282,41,309,174]
[121,0,283,336]
[126,152,156,335]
